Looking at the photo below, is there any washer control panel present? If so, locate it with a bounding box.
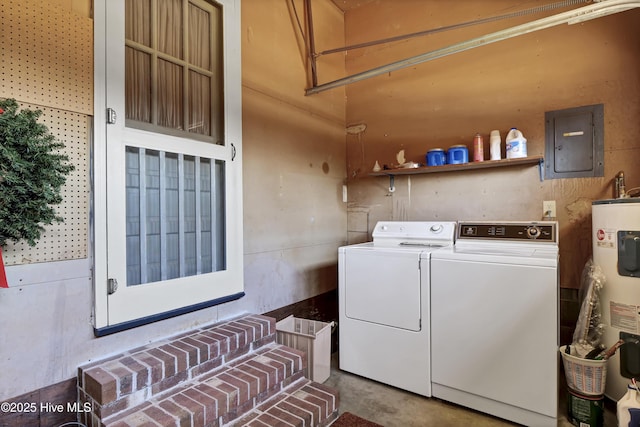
[458,222,557,242]
[373,221,457,243]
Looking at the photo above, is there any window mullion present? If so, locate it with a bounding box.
[125,41,210,77]
[212,160,222,271]
[183,0,190,134]
[159,151,167,281]
[139,148,148,285]
[151,0,158,127]
[209,2,217,144]
[195,157,202,274]
[210,160,218,271]
[178,153,185,277]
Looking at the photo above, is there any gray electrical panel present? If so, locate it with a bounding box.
[545,104,604,179]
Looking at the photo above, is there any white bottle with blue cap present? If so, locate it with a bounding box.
[617,381,640,427]
[506,128,527,159]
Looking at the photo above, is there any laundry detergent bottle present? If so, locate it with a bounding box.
[505,128,527,159]
[618,382,640,427]
[489,130,502,160]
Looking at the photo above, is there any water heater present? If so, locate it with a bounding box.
[592,198,640,400]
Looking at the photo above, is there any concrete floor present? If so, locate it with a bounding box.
[324,353,617,427]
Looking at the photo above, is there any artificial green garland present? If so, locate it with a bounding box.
[0,98,74,247]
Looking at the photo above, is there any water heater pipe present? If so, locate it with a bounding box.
[305,0,640,95]
[616,170,629,199]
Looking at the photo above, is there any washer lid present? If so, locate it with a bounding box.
[432,244,558,266]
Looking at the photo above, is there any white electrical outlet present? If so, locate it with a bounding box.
[543,200,556,218]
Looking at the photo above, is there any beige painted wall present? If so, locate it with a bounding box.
[0,0,346,400]
[228,0,346,316]
[336,0,640,288]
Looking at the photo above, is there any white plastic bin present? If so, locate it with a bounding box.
[276,315,334,383]
[559,345,608,396]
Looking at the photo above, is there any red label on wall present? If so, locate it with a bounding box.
[0,247,8,288]
[597,229,605,241]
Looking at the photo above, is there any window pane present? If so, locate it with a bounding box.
[126,0,151,47]
[126,147,141,286]
[200,159,212,273]
[125,47,151,123]
[213,160,226,271]
[157,0,183,59]
[184,156,197,276]
[125,147,225,286]
[145,151,161,283]
[158,59,184,130]
[211,76,223,144]
[189,71,211,136]
[124,0,224,144]
[165,153,180,279]
[209,2,224,144]
[189,3,211,71]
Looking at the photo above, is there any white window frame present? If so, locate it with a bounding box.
[92,0,243,334]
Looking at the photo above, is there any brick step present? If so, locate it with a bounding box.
[231,378,339,427]
[78,314,277,426]
[103,343,328,426]
[77,313,340,427]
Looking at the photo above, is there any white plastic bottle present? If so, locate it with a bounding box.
[505,128,527,159]
[490,130,502,160]
[617,382,640,427]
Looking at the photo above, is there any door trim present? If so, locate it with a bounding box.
[94,291,244,337]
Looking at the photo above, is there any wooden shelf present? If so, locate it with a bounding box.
[369,156,544,177]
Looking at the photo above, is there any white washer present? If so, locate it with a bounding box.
[338,221,456,396]
[430,221,559,427]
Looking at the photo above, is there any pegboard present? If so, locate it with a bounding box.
[0,0,93,115]
[2,103,90,265]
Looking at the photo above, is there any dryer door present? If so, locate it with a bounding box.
[344,248,422,331]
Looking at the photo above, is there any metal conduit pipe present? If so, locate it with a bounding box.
[305,0,640,95]
[318,0,589,57]
[304,0,318,87]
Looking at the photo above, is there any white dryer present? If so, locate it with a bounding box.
[338,221,456,396]
[431,221,559,427]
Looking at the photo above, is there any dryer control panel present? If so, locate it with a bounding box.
[458,222,557,243]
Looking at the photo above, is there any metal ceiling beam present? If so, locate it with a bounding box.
[305,0,640,95]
